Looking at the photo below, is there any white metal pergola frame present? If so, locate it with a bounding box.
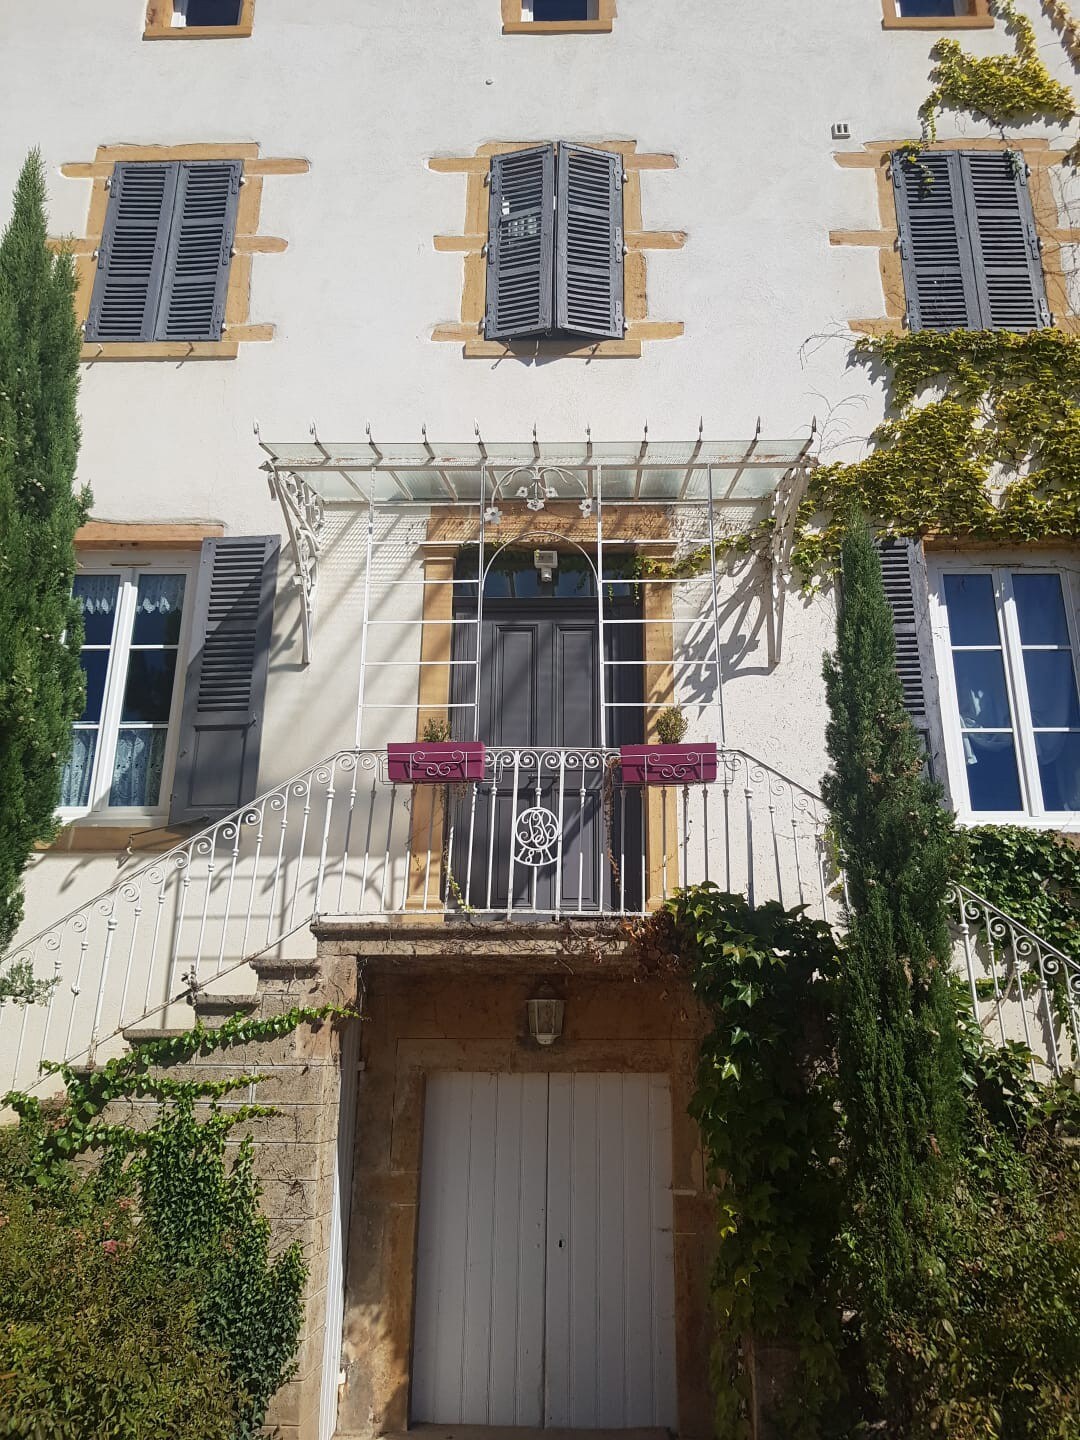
[260,421,817,744]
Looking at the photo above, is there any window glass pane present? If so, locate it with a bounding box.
[963,733,1023,812]
[79,651,110,724]
[532,0,590,18]
[185,0,242,23]
[59,731,98,808]
[1012,573,1071,646]
[1022,650,1080,728]
[943,573,999,645]
[130,574,186,645]
[121,651,179,724]
[898,0,965,13]
[1034,732,1080,812]
[110,729,168,808]
[72,574,120,646]
[951,650,1013,729]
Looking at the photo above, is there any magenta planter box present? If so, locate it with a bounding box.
[619,743,718,786]
[387,742,486,784]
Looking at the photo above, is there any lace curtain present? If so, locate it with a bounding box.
[72,574,119,616]
[109,729,168,808]
[135,573,186,617]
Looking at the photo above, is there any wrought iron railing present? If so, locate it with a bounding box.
[950,882,1080,1078]
[0,746,831,1091]
[2,748,1078,1093]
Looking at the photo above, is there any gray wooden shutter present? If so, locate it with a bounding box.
[877,539,926,719]
[555,143,624,339]
[156,160,241,342]
[169,535,279,826]
[85,162,177,343]
[485,145,556,340]
[959,150,1049,332]
[892,150,980,333]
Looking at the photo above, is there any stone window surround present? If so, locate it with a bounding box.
[56,144,308,362]
[430,140,685,360]
[404,506,682,913]
[881,0,993,29]
[501,0,616,34]
[144,0,255,40]
[829,138,1080,336]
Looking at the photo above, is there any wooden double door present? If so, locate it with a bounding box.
[411,1072,679,1428]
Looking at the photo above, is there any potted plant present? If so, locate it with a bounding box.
[619,706,718,785]
[387,717,485,784]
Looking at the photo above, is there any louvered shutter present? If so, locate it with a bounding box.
[959,151,1048,332]
[485,145,556,340]
[85,163,177,343]
[555,143,624,339]
[893,151,980,333]
[156,161,241,342]
[169,535,280,825]
[877,538,927,719]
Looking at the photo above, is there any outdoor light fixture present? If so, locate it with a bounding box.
[527,997,565,1046]
[534,549,558,584]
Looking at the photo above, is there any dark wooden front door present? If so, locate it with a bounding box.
[450,552,643,913]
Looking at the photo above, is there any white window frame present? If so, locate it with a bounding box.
[928,552,1080,829]
[59,552,195,825]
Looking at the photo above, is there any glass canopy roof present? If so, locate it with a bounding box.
[258,434,816,505]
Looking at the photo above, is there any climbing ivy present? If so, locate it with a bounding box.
[635,890,844,1439]
[920,0,1075,141]
[1,1005,352,1439]
[793,329,1080,580]
[957,824,1080,963]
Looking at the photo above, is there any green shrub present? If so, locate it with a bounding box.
[0,1009,343,1439]
[0,1138,240,1440]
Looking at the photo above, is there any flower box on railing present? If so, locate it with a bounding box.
[619,743,718,786]
[386,741,486,784]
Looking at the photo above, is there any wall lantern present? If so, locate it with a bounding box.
[527,997,565,1047]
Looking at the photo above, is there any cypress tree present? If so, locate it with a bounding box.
[822,519,964,1395]
[0,151,87,977]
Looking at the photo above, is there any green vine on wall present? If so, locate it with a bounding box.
[635,890,845,1439]
[793,329,1080,580]
[958,824,1080,962]
[921,0,1075,142]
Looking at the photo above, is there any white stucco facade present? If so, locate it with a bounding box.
[2,0,1079,1084]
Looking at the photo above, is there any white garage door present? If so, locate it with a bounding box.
[411,1072,677,1429]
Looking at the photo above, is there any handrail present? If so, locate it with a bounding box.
[7,745,1075,1090]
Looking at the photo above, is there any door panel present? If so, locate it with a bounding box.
[450,579,644,912]
[412,1073,548,1426]
[544,1074,678,1429]
[412,1072,678,1430]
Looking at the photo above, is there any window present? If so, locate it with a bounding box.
[932,565,1080,820]
[881,0,992,25]
[892,149,1048,332]
[900,1,973,14]
[502,0,614,32]
[144,0,254,38]
[175,0,242,22]
[485,143,624,342]
[524,0,594,17]
[61,567,191,814]
[85,161,241,344]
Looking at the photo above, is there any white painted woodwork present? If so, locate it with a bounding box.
[318,1020,361,1440]
[411,1072,677,1429]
